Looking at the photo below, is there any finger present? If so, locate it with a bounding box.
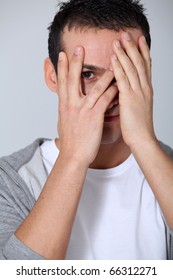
[121,32,150,90]
[67,46,84,104]
[138,35,152,83]
[111,52,132,96]
[57,51,68,105]
[85,69,115,109]
[112,39,142,92]
[95,83,118,114]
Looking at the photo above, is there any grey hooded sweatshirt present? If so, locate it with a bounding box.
[0,138,173,260]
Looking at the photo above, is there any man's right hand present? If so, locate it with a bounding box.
[57,46,117,167]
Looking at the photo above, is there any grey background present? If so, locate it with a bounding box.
[0,0,173,156]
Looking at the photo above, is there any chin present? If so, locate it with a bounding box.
[101,127,123,145]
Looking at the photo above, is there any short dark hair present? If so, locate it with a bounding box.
[48,0,151,72]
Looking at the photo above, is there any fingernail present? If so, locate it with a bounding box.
[123,32,131,41]
[114,40,121,48]
[58,52,64,61]
[74,47,81,56]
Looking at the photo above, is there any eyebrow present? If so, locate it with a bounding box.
[82,64,105,72]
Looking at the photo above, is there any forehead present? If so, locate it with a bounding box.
[62,27,142,68]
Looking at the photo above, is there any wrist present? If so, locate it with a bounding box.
[129,135,161,160]
[51,153,89,193]
[57,152,89,171]
[129,134,158,153]
[55,139,94,169]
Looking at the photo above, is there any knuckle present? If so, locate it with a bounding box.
[58,76,66,87]
[68,73,76,85]
[131,65,138,76]
[58,104,66,116]
[138,57,145,69]
[68,69,80,86]
[59,100,67,112]
[117,73,128,83]
[59,104,78,116]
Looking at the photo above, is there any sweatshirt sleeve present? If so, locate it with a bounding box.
[1,235,45,260]
[0,168,45,260]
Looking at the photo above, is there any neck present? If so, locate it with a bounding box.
[89,139,131,169]
[55,138,131,170]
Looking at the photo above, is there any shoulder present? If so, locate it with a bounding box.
[0,138,49,172]
[0,138,50,219]
[0,138,49,207]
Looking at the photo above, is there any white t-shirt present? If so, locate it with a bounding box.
[40,140,167,260]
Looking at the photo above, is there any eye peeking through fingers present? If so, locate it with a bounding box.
[81,68,116,96]
[81,71,97,95]
[81,71,95,80]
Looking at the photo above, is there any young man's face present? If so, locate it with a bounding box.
[61,27,143,145]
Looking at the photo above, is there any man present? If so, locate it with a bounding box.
[0,0,173,260]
